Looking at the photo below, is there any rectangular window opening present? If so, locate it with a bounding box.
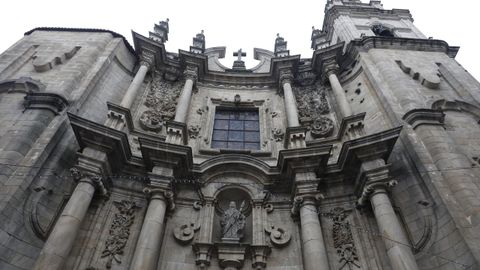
[211,108,260,150]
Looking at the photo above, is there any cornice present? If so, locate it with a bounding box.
[25,27,136,55]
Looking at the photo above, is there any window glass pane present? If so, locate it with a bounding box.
[214,119,229,130]
[212,109,260,150]
[229,120,244,130]
[244,121,259,131]
[228,142,244,149]
[228,131,244,141]
[211,141,227,149]
[245,111,259,120]
[230,111,245,120]
[244,142,260,150]
[215,111,230,119]
[212,130,228,141]
[244,131,260,142]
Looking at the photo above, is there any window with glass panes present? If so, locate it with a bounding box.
[211,109,260,150]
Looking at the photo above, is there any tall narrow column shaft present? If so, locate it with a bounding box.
[299,198,330,270]
[33,178,96,270]
[120,64,150,109]
[283,81,300,127]
[129,192,167,270]
[174,78,194,123]
[328,72,352,117]
[370,190,419,270]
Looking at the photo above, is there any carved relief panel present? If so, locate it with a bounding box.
[137,72,182,133]
[67,192,146,270]
[293,81,336,140]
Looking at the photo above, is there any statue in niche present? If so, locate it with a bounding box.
[221,201,246,241]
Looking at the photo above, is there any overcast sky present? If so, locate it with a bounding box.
[1,0,478,80]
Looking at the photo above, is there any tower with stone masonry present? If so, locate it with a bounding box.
[0,1,479,270]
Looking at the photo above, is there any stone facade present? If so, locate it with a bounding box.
[0,1,480,269]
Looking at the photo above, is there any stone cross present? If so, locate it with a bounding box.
[233,49,246,62]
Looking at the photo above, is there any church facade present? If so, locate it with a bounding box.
[1,0,480,269]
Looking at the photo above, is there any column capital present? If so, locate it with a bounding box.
[139,51,155,69]
[279,69,294,85]
[356,179,398,208]
[70,168,109,197]
[323,59,340,77]
[290,193,323,216]
[183,65,199,82]
[143,187,176,211]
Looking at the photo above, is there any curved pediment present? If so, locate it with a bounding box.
[194,154,279,184]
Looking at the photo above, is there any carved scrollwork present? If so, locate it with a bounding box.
[264,204,274,213]
[311,117,334,138]
[173,221,201,244]
[101,201,139,269]
[139,74,182,132]
[188,124,201,139]
[193,201,203,210]
[272,128,284,142]
[265,224,291,247]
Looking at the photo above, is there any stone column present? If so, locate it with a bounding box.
[174,65,198,123]
[129,188,174,270]
[356,160,419,270]
[295,196,330,270]
[280,70,300,127]
[369,186,419,270]
[120,52,154,109]
[324,62,352,118]
[33,170,107,270]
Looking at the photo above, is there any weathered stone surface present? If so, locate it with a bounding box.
[0,2,479,270]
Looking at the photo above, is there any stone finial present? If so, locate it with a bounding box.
[149,18,169,43]
[274,33,289,57]
[190,30,206,54]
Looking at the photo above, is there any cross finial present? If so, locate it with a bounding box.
[233,49,246,62]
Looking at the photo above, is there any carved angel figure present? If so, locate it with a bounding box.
[221,201,246,240]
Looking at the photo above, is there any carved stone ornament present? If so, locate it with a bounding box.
[32,46,81,72]
[184,65,199,81]
[101,201,139,269]
[272,128,284,142]
[139,74,182,132]
[265,224,291,247]
[221,201,246,241]
[323,207,360,269]
[311,117,334,138]
[396,60,440,90]
[279,69,294,85]
[295,84,330,119]
[188,124,201,138]
[139,51,155,69]
[173,221,200,244]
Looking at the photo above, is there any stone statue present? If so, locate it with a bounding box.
[221,201,246,241]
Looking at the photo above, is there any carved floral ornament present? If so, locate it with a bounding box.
[101,201,139,268]
[322,207,360,269]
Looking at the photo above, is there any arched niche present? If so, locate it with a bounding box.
[213,186,253,243]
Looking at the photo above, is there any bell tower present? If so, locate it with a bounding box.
[312,0,426,50]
